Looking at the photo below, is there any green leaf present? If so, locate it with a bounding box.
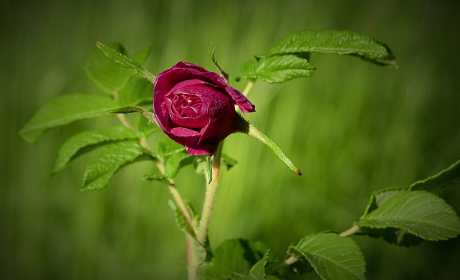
[361,186,408,217]
[357,191,460,241]
[289,232,365,280]
[143,174,173,186]
[20,93,119,143]
[136,114,160,137]
[358,227,424,247]
[81,141,151,191]
[164,151,194,179]
[200,239,274,280]
[108,106,159,127]
[118,76,153,106]
[410,159,460,191]
[52,126,139,174]
[156,137,185,158]
[95,42,156,84]
[235,114,301,175]
[236,60,257,81]
[255,55,316,83]
[269,30,397,67]
[229,251,270,280]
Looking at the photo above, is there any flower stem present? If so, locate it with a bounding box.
[197,142,223,245]
[266,255,299,275]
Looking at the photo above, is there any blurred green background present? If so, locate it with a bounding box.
[2,0,460,279]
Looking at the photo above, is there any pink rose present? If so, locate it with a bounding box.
[153,62,255,155]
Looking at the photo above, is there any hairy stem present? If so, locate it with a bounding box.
[197,142,223,244]
[339,224,361,237]
[266,256,299,275]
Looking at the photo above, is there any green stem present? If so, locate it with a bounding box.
[339,224,360,237]
[266,256,299,275]
[242,80,255,97]
[197,142,224,245]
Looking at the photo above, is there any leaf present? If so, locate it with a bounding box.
[236,59,257,81]
[164,151,194,179]
[81,141,152,190]
[357,191,460,241]
[136,114,160,137]
[108,106,159,127]
[359,227,424,247]
[361,186,408,217]
[200,239,274,280]
[85,44,152,93]
[52,126,139,174]
[269,30,397,67]
[118,76,153,106]
[229,251,270,280]
[156,137,185,158]
[20,93,119,143]
[410,159,460,191]
[289,232,365,280]
[143,174,173,186]
[255,55,316,83]
[95,42,156,83]
[235,114,301,175]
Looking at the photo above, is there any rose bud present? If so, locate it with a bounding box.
[153,62,255,155]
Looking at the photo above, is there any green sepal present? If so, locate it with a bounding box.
[235,114,301,175]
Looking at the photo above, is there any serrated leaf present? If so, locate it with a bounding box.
[136,114,160,137]
[361,186,408,217]
[269,30,396,67]
[229,251,270,280]
[235,114,301,175]
[357,191,460,241]
[156,137,185,158]
[81,141,151,191]
[85,44,152,93]
[290,232,365,280]
[236,59,257,81]
[164,151,194,179]
[359,227,424,247]
[20,93,119,143]
[118,76,153,106]
[95,42,156,84]
[143,174,173,186]
[108,106,159,127]
[410,159,460,191]
[200,239,275,280]
[255,55,316,83]
[52,126,139,174]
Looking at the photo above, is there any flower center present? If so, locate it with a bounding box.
[171,93,202,118]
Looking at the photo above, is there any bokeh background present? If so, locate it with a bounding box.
[2,0,460,279]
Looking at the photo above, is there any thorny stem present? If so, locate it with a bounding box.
[197,141,223,245]
[112,92,198,277]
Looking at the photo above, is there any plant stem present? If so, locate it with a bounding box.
[242,80,255,97]
[197,142,223,245]
[266,255,299,275]
[339,224,361,237]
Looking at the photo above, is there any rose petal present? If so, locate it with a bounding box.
[225,86,256,113]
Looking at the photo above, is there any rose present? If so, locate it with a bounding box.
[153,62,255,155]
